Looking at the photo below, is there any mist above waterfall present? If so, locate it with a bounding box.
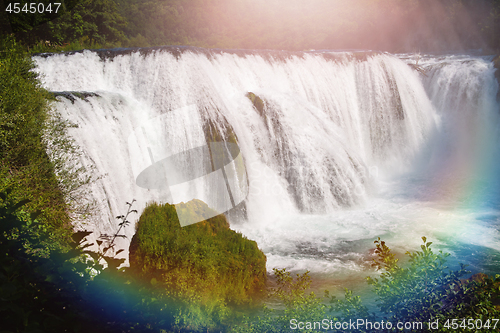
[35,48,500,278]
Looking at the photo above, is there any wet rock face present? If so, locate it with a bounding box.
[494,55,500,69]
[51,91,100,104]
[246,92,265,117]
[494,55,500,100]
[494,56,500,77]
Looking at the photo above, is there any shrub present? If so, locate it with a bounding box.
[0,193,111,332]
[365,237,500,332]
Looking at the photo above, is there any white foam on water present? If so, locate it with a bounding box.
[34,50,500,276]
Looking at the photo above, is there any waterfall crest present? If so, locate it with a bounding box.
[34,49,499,271]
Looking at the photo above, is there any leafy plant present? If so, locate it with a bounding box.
[89,199,137,271]
[234,268,331,333]
[366,236,500,331]
[0,192,170,333]
[330,288,373,323]
[0,193,94,332]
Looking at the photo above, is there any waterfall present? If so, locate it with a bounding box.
[34,48,499,274]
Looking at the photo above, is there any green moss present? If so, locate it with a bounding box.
[129,200,266,328]
[246,92,265,116]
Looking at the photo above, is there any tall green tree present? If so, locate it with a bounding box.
[46,0,126,45]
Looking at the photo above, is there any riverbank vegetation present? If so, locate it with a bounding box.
[3,185,499,332]
[0,36,73,249]
[235,238,500,333]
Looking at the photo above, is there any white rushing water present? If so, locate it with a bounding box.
[34,48,500,280]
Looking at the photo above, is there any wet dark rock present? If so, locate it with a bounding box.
[51,91,100,104]
[246,92,265,117]
[493,55,500,101]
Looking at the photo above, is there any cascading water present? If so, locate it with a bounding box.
[34,48,500,283]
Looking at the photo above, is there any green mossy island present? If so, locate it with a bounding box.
[129,199,266,328]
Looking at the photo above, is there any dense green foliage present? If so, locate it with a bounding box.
[45,0,126,45]
[1,0,125,47]
[365,237,500,331]
[0,194,89,333]
[129,200,267,331]
[2,0,500,52]
[0,191,183,333]
[0,36,165,332]
[0,192,133,333]
[0,37,73,249]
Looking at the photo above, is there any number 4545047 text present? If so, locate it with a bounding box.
[5,3,61,14]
